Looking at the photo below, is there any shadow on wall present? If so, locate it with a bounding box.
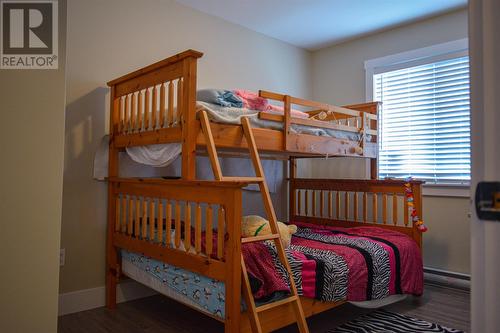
[60,87,109,292]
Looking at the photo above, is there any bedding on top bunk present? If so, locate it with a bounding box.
[120,222,423,319]
[195,101,363,140]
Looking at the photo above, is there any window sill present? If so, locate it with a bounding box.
[422,183,471,198]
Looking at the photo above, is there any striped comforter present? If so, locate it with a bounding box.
[242,222,423,302]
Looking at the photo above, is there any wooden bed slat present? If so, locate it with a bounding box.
[166,201,172,247]
[382,194,387,224]
[328,191,333,218]
[131,92,136,131]
[393,194,398,225]
[117,97,123,133]
[158,201,164,244]
[175,202,181,249]
[149,198,155,242]
[217,206,224,260]
[305,190,309,216]
[134,198,140,237]
[206,205,213,257]
[168,81,174,126]
[137,90,143,131]
[177,78,183,122]
[353,192,358,221]
[312,191,316,217]
[141,199,147,239]
[160,83,166,128]
[124,94,130,133]
[121,195,127,233]
[184,202,191,252]
[195,203,202,254]
[320,191,324,217]
[372,193,378,223]
[363,192,367,222]
[144,88,150,130]
[344,192,350,220]
[152,85,157,129]
[335,192,340,219]
[127,196,135,235]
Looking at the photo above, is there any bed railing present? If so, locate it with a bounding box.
[289,178,424,248]
[107,177,245,327]
[259,90,379,159]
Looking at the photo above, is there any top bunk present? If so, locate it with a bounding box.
[106,50,379,161]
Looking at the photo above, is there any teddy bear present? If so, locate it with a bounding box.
[242,215,297,247]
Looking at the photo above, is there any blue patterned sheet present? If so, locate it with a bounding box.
[121,249,226,319]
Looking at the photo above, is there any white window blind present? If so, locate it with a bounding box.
[374,55,471,184]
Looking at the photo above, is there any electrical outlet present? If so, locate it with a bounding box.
[60,248,65,266]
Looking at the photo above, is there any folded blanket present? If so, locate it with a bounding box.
[234,89,269,111]
[197,89,243,108]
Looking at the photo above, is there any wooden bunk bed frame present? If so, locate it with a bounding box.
[105,49,424,332]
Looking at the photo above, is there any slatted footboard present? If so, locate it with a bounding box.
[107,49,202,179]
[106,177,246,331]
[289,178,424,248]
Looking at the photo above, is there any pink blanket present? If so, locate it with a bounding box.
[234,89,309,118]
[242,222,423,302]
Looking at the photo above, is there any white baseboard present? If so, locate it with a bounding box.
[58,280,157,316]
[424,267,470,290]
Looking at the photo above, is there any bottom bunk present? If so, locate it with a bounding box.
[120,221,423,316]
[107,177,424,332]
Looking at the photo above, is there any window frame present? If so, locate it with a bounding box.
[365,38,470,197]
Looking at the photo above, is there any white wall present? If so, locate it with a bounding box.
[0,1,67,332]
[308,9,470,274]
[60,0,311,294]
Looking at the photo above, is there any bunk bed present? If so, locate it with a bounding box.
[105,49,424,333]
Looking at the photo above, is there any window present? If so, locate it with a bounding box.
[366,40,470,185]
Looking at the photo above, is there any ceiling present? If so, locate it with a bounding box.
[176,0,467,50]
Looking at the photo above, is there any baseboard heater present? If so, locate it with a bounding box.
[424,267,470,290]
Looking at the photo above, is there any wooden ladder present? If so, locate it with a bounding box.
[199,110,309,333]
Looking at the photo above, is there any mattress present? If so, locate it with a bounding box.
[121,223,423,320]
[121,249,226,319]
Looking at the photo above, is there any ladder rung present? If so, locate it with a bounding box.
[256,295,298,313]
[242,234,280,244]
[222,176,264,183]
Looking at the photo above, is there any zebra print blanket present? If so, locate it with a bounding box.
[242,223,423,302]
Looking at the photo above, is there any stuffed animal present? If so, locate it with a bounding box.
[242,215,297,247]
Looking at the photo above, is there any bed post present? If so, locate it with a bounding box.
[412,182,423,249]
[106,85,120,309]
[289,157,297,220]
[224,189,242,332]
[181,56,199,180]
[283,95,292,151]
[370,103,379,179]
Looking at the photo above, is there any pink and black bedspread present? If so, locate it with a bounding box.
[242,222,423,302]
